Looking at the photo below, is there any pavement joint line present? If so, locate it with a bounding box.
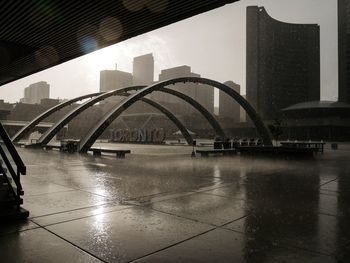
[0,220,41,237]
[128,226,218,263]
[123,189,194,202]
[317,211,339,218]
[320,187,339,193]
[35,205,134,228]
[278,242,334,257]
[319,177,338,187]
[319,190,339,197]
[24,189,77,197]
[319,191,338,196]
[28,200,129,219]
[222,226,334,257]
[197,191,247,200]
[318,209,337,217]
[141,190,243,206]
[193,183,236,193]
[36,223,107,263]
[125,191,199,206]
[141,205,226,228]
[219,214,250,228]
[29,186,121,203]
[220,226,245,235]
[76,188,118,199]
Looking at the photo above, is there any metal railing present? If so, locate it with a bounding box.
[0,122,26,208]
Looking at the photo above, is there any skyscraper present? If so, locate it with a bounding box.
[100,66,133,92]
[21,81,50,104]
[155,65,214,116]
[133,53,154,85]
[246,6,320,120]
[219,81,240,123]
[338,0,350,103]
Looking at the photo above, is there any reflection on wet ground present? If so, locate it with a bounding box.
[1,143,350,262]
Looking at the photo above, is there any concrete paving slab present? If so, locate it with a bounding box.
[0,220,39,236]
[148,192,247,226]
[46,206,213,263]
[224,209,347,257]
[32,203,131,226]
[3,144,349,262]
[0,228,103,263]
[24,190,109,217]
[200,183,247,200]
[126,191,197,205]
[21,177,75,196]
[320,180,339,192]
[133,228,333,263]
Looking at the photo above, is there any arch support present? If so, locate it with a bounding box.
[36,86,146,146]
[12,92,102,142]
[36,84,225,147]
[140,98,192,144]
[157,89,225,139]
[79,77,272,152]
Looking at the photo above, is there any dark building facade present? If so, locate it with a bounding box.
[338,0,350,103]
[219,81,241,127]
[246,6,320,120]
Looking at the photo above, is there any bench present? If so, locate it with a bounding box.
[89,148,131,158]
[44,145,62,151]
[280,141,325,153]
[196,149,237,157]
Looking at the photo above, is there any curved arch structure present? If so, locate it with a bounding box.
[11,92,103,142]
[36,86,146,146]
[139,98,192,144]
[79,77,273,152]
[157,89,225,138]
[122,89,226,139]
[36,85,226,146]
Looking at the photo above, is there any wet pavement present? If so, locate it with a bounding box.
[1,143,350,262]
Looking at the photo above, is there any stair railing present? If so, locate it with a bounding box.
[0,122,26,208]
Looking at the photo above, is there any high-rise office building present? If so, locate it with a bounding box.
[219,81,240,123]
[100,66,133,93]
[246,6,320,120]
[21,81,50,104]
[338,0,350,103]
[133,53,154,85]
[155,65,214,116]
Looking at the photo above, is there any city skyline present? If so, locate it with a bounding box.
[0,0,338,105]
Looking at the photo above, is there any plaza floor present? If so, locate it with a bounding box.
[1,143,350,262]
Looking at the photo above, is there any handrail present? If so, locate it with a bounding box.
[0,164,19,206]
[0,145,22,188]
[0,122,26,174]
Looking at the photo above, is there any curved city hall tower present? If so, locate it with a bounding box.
[246,6,320,120]
[338,0,350,103]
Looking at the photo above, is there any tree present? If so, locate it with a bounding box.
[268,119,283,145]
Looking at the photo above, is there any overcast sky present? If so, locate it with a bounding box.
[0,0,338,106]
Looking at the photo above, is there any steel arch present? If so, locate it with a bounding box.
[139,98,192,144]
[156,89,225,139]
[79,77,272,152]
[123,88,226,139]
[11,92,103,142]
[34,86,193,146]
[36,85,226,146]
[36,86,146,146]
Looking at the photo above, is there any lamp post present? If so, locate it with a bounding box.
[191,139,196,157]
